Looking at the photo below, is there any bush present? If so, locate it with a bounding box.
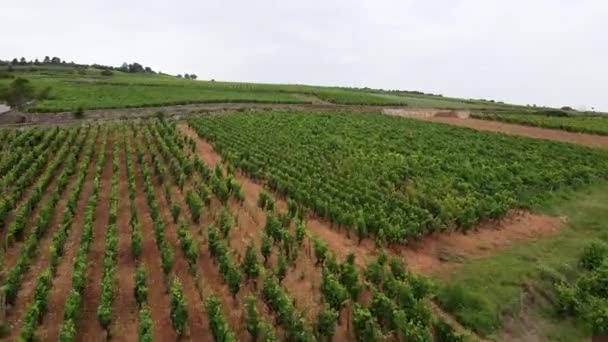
[580,241,608,270]
[100,69,113,76]
[73,106,85,119]
[436,284,498,335]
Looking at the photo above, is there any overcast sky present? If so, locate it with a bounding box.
[3,0,607,110]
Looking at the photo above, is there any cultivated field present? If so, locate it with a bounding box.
[2,64,608,341]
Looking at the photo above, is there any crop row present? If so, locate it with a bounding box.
[59,128,109,341]
[189,111,608,242]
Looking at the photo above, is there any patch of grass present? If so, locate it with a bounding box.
[434,181,608,339]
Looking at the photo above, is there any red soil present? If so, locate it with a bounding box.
[130,134,177,341]
[111,133,138,340]
[37,133,101,341]
[77,134,114,341]
[6,133,95,340]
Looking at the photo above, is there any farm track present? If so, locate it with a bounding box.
[4,132,93,339]
[419,116,608,149]
[111,131,138,340]
[37,132,101,340]
[139,139,211,340]
[129,134,177,341]
[77,133,113,341]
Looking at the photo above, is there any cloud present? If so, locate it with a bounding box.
[2,0,607,110]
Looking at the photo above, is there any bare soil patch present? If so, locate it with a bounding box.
[398,211,564,275]
[420,116,608,149]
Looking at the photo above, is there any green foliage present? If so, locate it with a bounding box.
[186,190,203,223]
[73,106,85,119]
[138,305,154,342]
[170,202,181,223]
[190,111,608,242]
[352,304,383,342]
[177,220,198,269]
[258,190,275,211]
[242,242,260,280]
[261,233,272,263]
[580,240,608,270]
[217,207,234,238]
[312,238,328,265]
[315,306,338,341]
[473,113,608,136]
[4,77,35,108]
[134,264,148,306]
[205,295,237,342]
[170,277,188,337]
[340,253,361,300]
[245,295,260,340]
[276,253,287,283]
[437,284,497,335]
[321,269,349,311]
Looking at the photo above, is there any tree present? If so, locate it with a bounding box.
[190,74,197,80]
[128,62,144,73]
[19,57,27,65]
[51,56,61,64]
[43,56,50,64]
[242,242,260,280]
[177,74,183,78]
[5,77,35,109]
[11,58,18,65]
[184,73,190,79]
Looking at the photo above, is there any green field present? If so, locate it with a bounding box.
[472,112,608,135]
[0,65,522,112]
[189,111,608,243]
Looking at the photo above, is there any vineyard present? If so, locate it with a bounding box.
[472,112,608,136]
[0,110,606,341]
[189,111,608,243]
[0,118,468,341]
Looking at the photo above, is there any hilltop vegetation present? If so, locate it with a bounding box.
[0,60,527,113]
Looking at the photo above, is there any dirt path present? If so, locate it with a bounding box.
[419,116,608,149]
[111,130,138,340]
[4,131,93,339]
[37,132,101,341]
[77,133,113,341]
[131,134,177,341]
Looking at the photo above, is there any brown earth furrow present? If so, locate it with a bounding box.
[139,140,211,341]
[178,124,331,335]
[131,134,177,342]
[77,133,113,341]
[37,132,102,341]
[4,130,95,340]
[111,130,138,340]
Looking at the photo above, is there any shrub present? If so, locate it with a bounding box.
[580,241,608,270]
[100,69,113,76]
[73,106,85,119]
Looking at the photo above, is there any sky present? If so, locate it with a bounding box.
[2,0,607,111]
